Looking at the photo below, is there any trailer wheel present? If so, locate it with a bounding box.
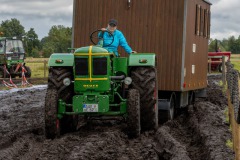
[45,88,60,139]
[127,89,141,138]
[24,66,31,78]
[45,67,77,138]
[131,67,158,131]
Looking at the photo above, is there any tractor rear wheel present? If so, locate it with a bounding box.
[45,67,77,139]
[131,67,158,131]
[127,89,141,138]
[45,88,60,139]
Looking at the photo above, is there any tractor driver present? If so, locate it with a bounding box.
[100,19,137,56]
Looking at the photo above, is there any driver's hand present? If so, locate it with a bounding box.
[101,28,107,31]
[131,51,137,53]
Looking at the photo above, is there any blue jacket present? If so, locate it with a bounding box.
[99,29,132,56]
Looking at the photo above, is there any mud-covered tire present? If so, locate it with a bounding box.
[127,89,141,138]
[45,88,60,139]
[131,67,158,131]
[24,66,31,78]
[45,67,77,138]
[48,67,73,102]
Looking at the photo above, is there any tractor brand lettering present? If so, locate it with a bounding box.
[83,84,99,88]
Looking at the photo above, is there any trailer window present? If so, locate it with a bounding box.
[207,11,211,38]
[200,7,204,36]
[195,5,210,38]
[195,5,201,36]
[203,9,207,37]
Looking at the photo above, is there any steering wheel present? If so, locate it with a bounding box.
[90,29,114,47]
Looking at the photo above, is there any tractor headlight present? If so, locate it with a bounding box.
[63,78,71,86]
[124,77,132,85]
[7,57,11,60]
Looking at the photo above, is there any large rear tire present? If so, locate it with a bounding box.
[131,67,158,131]
[45,67,77,139]
[127,89,141,138]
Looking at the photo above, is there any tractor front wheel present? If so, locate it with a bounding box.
[45,88,60,139]
[45,67,77,139]
[127,89,141,138]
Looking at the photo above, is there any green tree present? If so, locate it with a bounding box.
[228,36,239,54]
[41,25,72,57]
[25,28,41,57]
[0,18,25,37]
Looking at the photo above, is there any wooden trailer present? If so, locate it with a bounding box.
[72,0,212,119]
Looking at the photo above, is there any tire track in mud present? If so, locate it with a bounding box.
[0,76,235,159]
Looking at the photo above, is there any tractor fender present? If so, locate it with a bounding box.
[128,53,156,67]
[48,53,74,67]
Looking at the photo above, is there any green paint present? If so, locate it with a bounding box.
[128,53,156,66]
[48,53,74,67]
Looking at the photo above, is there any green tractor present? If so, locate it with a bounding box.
[0,37,31,78]
[45,30,158,139]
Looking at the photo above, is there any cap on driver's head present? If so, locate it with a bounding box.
[108,19,118,27]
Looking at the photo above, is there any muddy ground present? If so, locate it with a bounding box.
[0,75,234,160]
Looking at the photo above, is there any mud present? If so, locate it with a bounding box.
[0,75,234,160]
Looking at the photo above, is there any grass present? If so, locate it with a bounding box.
[226,139,233,149]
[25,58,49,78]
[224,108,229,124]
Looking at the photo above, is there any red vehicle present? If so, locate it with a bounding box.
[208,51,231,72]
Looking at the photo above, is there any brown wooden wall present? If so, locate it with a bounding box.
[72,0,211,91]
[183,0,211,91]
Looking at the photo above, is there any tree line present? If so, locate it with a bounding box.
[208,36,240,54]
[0,18,71,58]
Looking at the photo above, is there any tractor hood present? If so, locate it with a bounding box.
[75,46,108,53]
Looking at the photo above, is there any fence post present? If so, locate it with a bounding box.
[222,56,226,86]
[44,60,47,78]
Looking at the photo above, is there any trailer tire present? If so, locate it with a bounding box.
[45,88,60,139]
[127,89,141,138]
[131,67,158,131]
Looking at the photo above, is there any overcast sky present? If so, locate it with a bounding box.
[0,0,239,40]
